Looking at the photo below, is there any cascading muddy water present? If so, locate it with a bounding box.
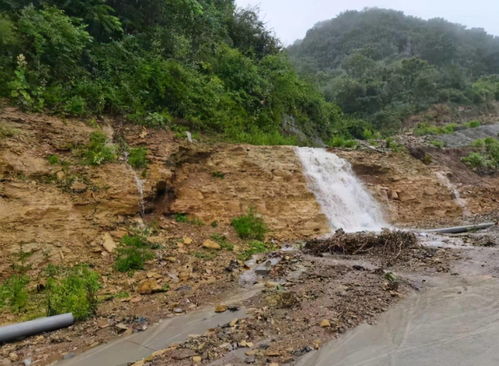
[295,147,387,233]
[435,171,470,217]
[123,151,146,218]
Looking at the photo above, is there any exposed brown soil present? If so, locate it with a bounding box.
[0,106,497,365]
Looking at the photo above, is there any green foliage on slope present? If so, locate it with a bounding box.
[0,0,342,144]
[288,8,499,133]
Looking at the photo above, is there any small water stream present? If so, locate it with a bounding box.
[295,147,387,233]
[123,151,146,218]
[435,171,470,217]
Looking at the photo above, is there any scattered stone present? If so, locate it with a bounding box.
[102,233,117,253]
[239,340,254,348]
[320,319,331,328]
[215,304,228,313]
[183,237,193,245]
[202,239,221,250]
[70,180,87,193]
[115,323,129,333]
[173,307,184,313]
[228,305,240,312]
[7,354,17,362]
[192,355,202,363]
[137,279,163,295]
[22,359,31,366]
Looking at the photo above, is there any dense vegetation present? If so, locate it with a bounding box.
[0,0,341,144]
[288,8,499,134]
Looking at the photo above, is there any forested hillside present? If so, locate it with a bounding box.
[288,8,499,134]
[0,0,341,144]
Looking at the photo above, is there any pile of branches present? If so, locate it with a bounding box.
[305,229,418,264]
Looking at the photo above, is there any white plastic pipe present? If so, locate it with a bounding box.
[0,313,74,343]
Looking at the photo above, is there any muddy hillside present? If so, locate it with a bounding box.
[1,107,498,276]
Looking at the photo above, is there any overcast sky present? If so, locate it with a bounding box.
[235,0,499,45]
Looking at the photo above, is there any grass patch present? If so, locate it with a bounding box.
[211,171,225,179]
[238,241,275,261]
[430,140,446,148]
[328,135,358,148]
[193,251,218,260]
[0,124,19,139]
[173,213,204,226]
[114,235,155,272]
[414,122,457,136]
[210,234,234,251]
[462,137,499,171]
[80,131,116,166]
[231,209,267,241]
[128,147,148,169]
[45,265,101,320]
[0,275,29,313]
[464,120,481,128]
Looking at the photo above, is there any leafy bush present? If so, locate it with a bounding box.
[462,152,493,169]
[80,131,116,165]
[464,120,481,128]
[431,140,445,148]
[45,265,101,320]
[232,209,267,241]
[239,241,275,261]
[128,147,148,169]
[328,135,358,148]
[414,122,456,136]
[0,275,29,313]
[463,138,499,171]
[114,235,154,272]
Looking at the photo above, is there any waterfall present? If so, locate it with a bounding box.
[295,147,387,233]
[123,151,146,218]
[435,171,470,217]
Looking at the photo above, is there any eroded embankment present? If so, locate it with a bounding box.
[0,107,498,365]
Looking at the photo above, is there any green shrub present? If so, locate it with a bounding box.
[231,209,267,240]
[464,120,481,128]
[80,131,116,165]
[328,135,358,148]
[462,152,493,169]
[211,171,225,179]
[174,213,188,223]
[0,275,29,313]
[239,241,275,261]
[464,138,499,171]
[45,265,101,320]
[414,123,456,136]
[128,147,148,169]
[47,154,60,165]
[430,140,445,148]
[114,235,154,272]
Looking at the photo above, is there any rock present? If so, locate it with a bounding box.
[192,356,202,363]
[102,233,117,253]
[115,323,129,333]
[22,359,31,366]
[137,279,163,295]
[7,354,17,362]
[239,340,254,348]
[320,319,331,328]
[202,239,221,250]
[215,304,227,313]
[70,180,87,193]
[173,307,184,313]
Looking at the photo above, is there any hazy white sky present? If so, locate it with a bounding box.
[235,0,499,45]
